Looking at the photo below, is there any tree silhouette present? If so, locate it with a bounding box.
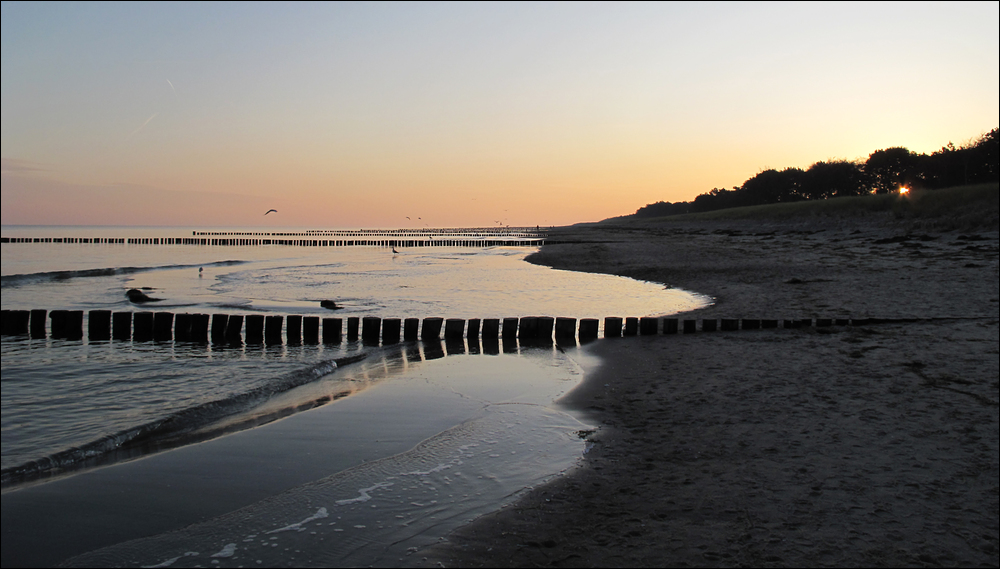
[864,147,924,193]
[800,160,867,199]
[738,168,805,205]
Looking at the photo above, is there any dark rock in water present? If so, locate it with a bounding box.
[320,300,342,310]
[126,289,161,303]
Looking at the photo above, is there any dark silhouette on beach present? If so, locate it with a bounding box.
[126,289,161,303]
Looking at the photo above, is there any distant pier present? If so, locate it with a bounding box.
[0,227,549,248]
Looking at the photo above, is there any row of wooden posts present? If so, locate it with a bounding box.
[0,236,543,248]
[1,309,863,345]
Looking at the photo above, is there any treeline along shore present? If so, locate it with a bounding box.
[629,127,998,218]
[416,184,999,567]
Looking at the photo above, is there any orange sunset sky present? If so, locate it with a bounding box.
[2,2,998,228]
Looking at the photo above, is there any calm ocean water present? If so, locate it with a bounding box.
[1,225,709,566]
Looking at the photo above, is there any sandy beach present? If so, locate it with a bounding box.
[418,212,999,567]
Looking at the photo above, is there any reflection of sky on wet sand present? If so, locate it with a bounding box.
[9,343,596,568]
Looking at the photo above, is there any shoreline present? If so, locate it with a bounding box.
[1,345,592,568]
[416,217,999,567]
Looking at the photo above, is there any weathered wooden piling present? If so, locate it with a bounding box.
[835,318,850,326]
[579,318,599,341]
[604,317,623,337]
[404,318,419,341]
[640,317,658,335]
[192,314,210,343]
[113,312,132,340]
[798,318,812,327]
[742,319,761,330]
[502,318,518,340]
[518,317,539,340]
[0,310,22,336]
[5,310,30,336]
[173,313,192,342]
[225,314,244,344]
[347,317,360,341]
[623,317,638,336]
[49,310,67,338]
[211,314,229,343]
[783,319,796,329]
[382,318,401,344]
[303,316,319,344]
[153,312,174,341]
[362,317,381,344]
[762,319,779,329]
[683,319,697,333]
[444,319,465,340]
[467,318,480,340]
[7,310,28,336]
[538,317,554,342]
[287,315,302,344]
[422,317,443,340]
[88,310,112,341]
[134,312,154,342]
[662,318,679,334]
[555,317,577,340]
[51,310,70,338]
[702,319,717,332]
[65,311,84,340]
[482,318,500,339]
[265,315,284,344]
[30,309,47,338]
[721,319,739,331]
[245,315,265,344]
[816,318,832,327]
[323,318,342,343]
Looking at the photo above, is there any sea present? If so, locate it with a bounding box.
[0,225,710,567]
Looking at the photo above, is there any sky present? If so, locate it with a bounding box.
[2,1,998,228]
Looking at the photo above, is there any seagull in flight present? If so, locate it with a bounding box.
[264,209,277,215]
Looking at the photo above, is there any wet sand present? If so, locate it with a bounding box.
[417,216,999,567]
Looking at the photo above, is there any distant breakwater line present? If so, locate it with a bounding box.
[1,309,940,348]
[0,227,548,248]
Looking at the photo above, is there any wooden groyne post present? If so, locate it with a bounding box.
[303,316,320,344]
[246,315,265,344]
[323,318,342,343]
[382,318,401,344]
[362,317,381,344]
[422,317,443,341]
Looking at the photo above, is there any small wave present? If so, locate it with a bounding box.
[0,260,249,289]
[0,354,366,488]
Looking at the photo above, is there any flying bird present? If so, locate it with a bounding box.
[264,209,277,215]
